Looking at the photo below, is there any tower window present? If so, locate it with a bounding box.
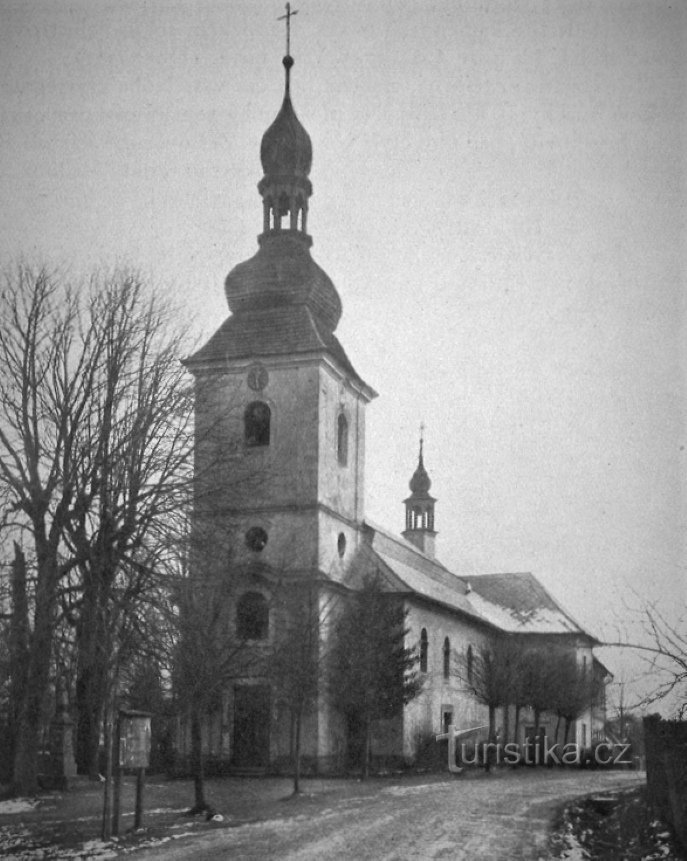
[337,532,346,557]
[467,645,474,685]
[443,637,451,680]
[244,401,270,447]
[337,413,348,466]
[420,628,428,673]
[237,591,269,640]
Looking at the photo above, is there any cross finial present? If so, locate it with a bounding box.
[278,3,299,58]
[419,422,425,460]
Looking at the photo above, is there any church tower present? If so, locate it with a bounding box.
[402,434,437,558]
[185,41,375,589]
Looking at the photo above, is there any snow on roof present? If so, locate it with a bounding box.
[467,573,595,638]
[359,524,595,639]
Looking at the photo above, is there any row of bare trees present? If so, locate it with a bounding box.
[0,264,194,794]
[460,637,603,749]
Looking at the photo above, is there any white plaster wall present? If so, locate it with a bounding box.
[317,363,367,523]
[403,601,490,760]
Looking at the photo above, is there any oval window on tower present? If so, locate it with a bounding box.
[337,532,346,558]
[245,526,268,552]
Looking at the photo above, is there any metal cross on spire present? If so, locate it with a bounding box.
[419,422,425,459]
[278,3,299,57]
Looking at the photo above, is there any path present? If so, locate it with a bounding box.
[131,770,643,860]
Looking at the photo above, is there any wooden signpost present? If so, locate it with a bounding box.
[112,709,152,836]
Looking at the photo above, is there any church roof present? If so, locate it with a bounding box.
[184,303,369,389]
[358,521,482,621]
[354,523,596,640]
[466,572,598,640]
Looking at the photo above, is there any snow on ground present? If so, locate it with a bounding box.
[381,783,437,797]
[0,798,40,814]
[0,827,118,860]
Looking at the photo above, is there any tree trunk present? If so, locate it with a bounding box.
[503,704,510,744]
[513,705,521,745]
[486,705,496,772]
[190,708,207,813]
[8,543,30,777]
[75,579,110,779]
[563,717,571,745]
[75,664,107,778]
[293,706,302,795]
[362,715,371,780]
[101,702,114,840]
[13,555,57,795]
[555,714,562,744]
[75,561,114,778]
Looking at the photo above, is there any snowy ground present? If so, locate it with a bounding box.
[0,770,649,860]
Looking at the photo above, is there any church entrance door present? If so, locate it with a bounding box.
[233,685,270,768]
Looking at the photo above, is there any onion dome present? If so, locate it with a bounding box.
[260,58,312,180]
[224,232,342,331]
[257,56,313,240]
[409,439,432,497]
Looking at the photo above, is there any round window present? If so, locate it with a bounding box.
[245,526,268,552]
[337,532,346,558]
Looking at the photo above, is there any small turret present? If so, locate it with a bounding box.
[402,429,437,558]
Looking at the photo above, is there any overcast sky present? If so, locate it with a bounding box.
[1,0,685,708]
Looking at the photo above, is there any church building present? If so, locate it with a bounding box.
[181,40,609,773]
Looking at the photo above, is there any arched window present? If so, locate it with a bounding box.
[443,637,450,680]
[237,592,269,640]
[337,413,348,466]
[467,645,474,685]
[420,628,428,673]
[244,402,270,447]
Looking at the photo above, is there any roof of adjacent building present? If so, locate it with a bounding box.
[354,522,597,641]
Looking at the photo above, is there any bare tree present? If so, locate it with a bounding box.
[519,645,560,738]
[172,565,252,815]
[61,277,193,777]
[270,580,331,795]
[0,265,106,793]
[0,264,193,793]
[605,599,687,718]
[547,649,600,744]
[456,635,524,757]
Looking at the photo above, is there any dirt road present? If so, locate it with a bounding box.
[131,770,643,860]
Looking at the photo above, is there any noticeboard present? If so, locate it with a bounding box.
[119,711,151,769]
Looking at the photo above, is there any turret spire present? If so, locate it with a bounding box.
[402,427,437,558]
